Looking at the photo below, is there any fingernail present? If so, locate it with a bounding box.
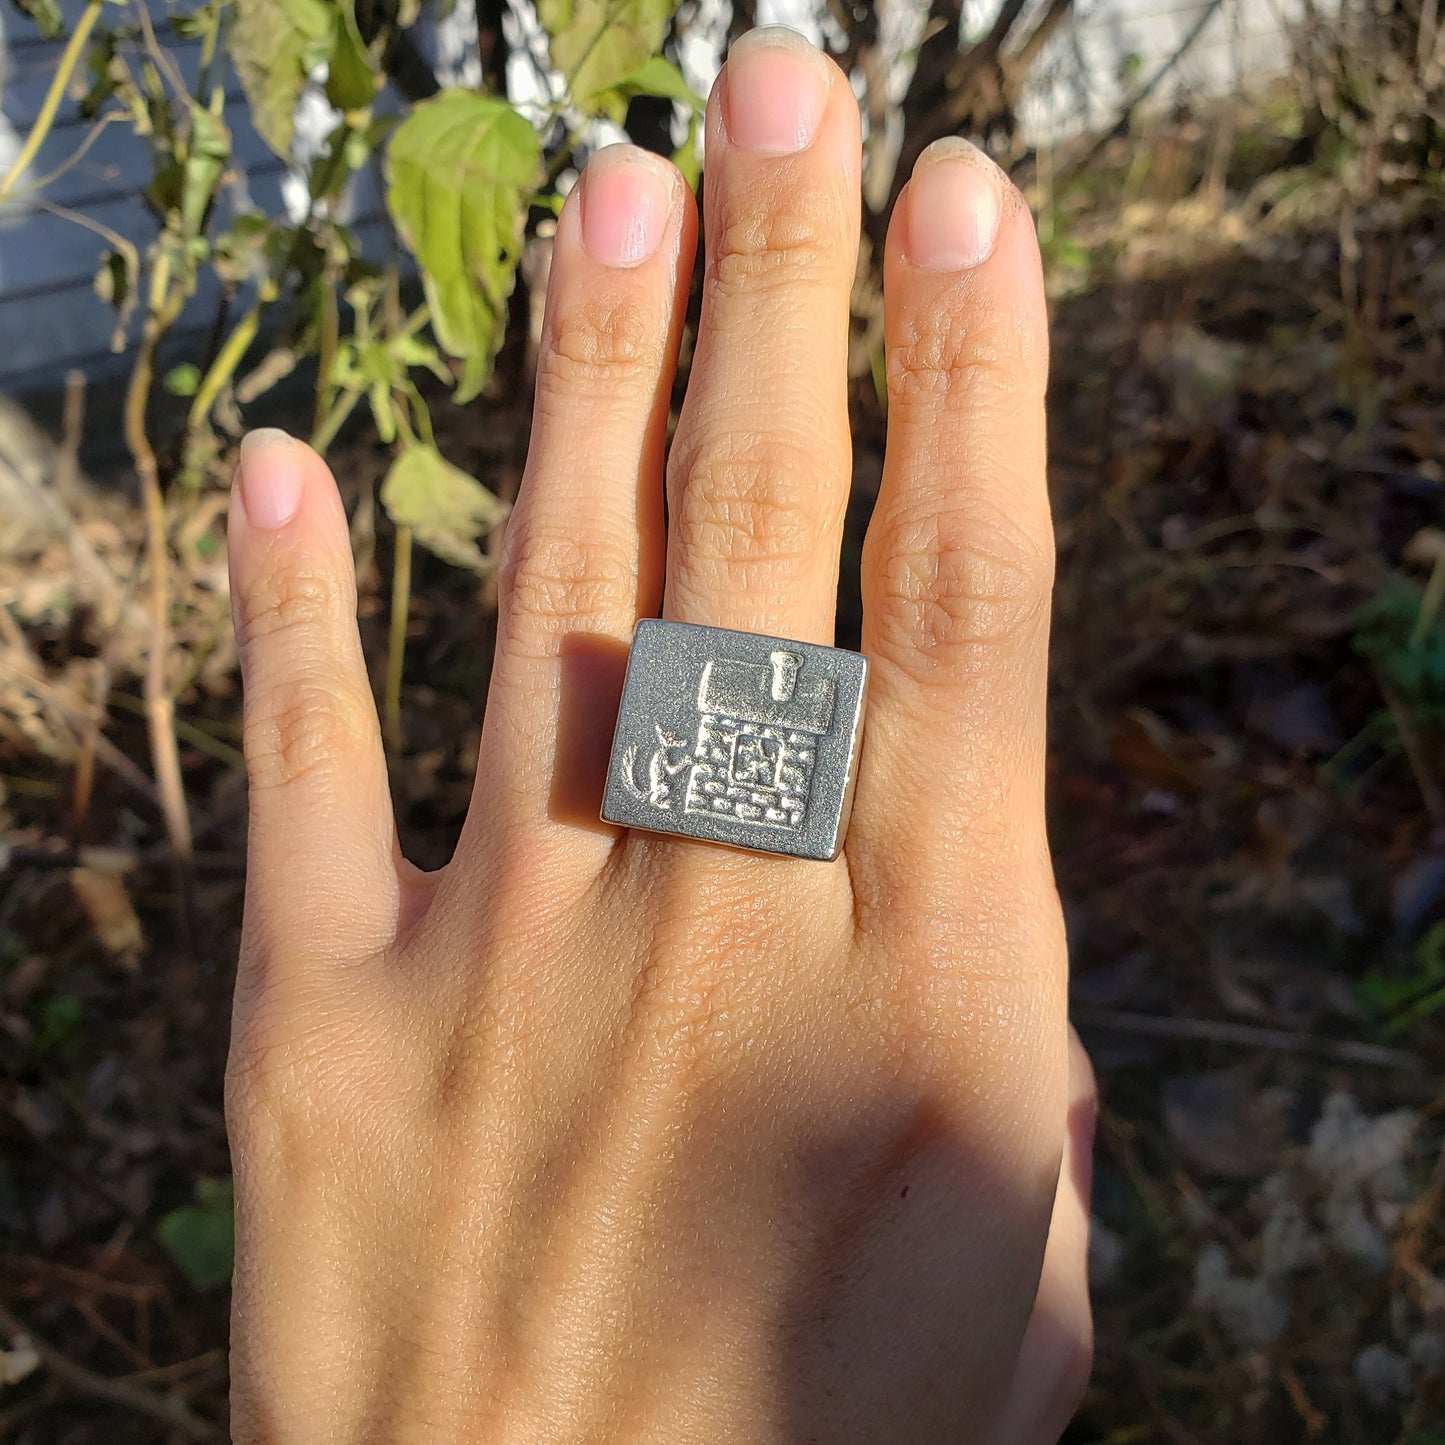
[238,429,302,530]
[905,138,1004,271]
[724,27,830,156]
[581,145,674,267]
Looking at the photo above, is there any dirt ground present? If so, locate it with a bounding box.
[1,95,1443,1443]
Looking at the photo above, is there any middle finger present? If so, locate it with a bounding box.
[665,28,861,645]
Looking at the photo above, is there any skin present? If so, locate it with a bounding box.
[225,29,1096,1445]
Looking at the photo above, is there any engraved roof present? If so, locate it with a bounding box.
[697,655,834,734]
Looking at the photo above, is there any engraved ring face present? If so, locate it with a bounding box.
[600,620,868,860]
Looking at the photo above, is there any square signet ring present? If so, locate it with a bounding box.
[600,619,868,861]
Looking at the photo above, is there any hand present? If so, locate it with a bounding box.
[225,27,1095,1444]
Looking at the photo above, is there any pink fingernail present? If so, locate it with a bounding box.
[905,138,1004,271]
[238,429,303,530]
[723,27,830,156]
[581,145,674,268]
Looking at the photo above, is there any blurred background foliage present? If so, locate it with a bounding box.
[0,0,1443,1440]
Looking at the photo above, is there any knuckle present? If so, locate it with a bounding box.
[244,673,378,793]
[670,434,835,578]
[499,517,635,640]
[234,561,352,654]
[225,1008,333,1147]
[710,187,840,294]
[226,997,393,1157]
[887,292,1045,414]
[540,291,667,392]
[865,497,1053,670]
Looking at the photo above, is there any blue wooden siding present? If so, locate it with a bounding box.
[2,0,1321,395]
[0,0,387,396]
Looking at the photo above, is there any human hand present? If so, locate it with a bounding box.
[225,26,1094,1443]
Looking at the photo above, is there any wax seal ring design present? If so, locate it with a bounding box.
[601,619,868,860]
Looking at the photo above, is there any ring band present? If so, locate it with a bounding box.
[601,619,868,860]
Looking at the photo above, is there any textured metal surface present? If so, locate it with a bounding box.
[601,619,868,861]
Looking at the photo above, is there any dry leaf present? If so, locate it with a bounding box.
[0,1335,40,1388]
[70,867,143,967]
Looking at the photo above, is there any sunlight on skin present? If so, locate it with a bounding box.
[225,27,1094,1444]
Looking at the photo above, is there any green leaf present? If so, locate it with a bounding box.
[325,0,378,113]
[157,1179,234,1291]
[169,9,214,41]
[612,55,702,111]
[385,91,541,402]
[93,248,134,308]
[33,994,82,1055]
[537,0,680,120]
[1356,923,1445,1034]
[671,108,701,191]
[8,0,63,39]
[164,363,202,397]
[381,445,508,572]
[1354,577,1445,706]
[230,0,335,158]
[180,101,231,238]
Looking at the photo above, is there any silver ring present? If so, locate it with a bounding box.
[601,620,868,860]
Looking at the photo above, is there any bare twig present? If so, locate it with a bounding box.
[1010,0,1074,74]
[0,615,156,802]
[1072,1005,1421,1071]
[5,112,127,204]
[131,0,191,105]
[385,524,413,750]
[0,1302,220,1443]
[122,258,195,877]
[889,0,1027,210]
[1064,0,1229,181]
[0,0,105,204]
[70,658,108,843]
[33,197,142,349]
[55,370,85,508]
[1375,667,1445,825]
[1420,0,1441,80]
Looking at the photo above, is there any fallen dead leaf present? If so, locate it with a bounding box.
[70,866,143,968]
[0,1334,40,1388]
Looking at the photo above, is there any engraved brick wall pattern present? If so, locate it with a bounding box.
[685,717,817,830]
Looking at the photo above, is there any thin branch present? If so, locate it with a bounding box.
[1010,0,1074,73]
[4,111,127,203]
[384,525,413,750]
[131,0,191,106]
[122,255,195,872]
[0,0,105,204]
[1064,0,1228,180]
[887,0,1034,217]
[0,1302,221,1442]
[1376,668,1445,825]
[32,197,141,348]
[32,197,142,274]
[1072,1005,1421,1071]
[1,589,157,805]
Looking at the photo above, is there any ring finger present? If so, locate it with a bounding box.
[664,27,861,644]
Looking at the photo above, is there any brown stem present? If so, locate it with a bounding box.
[123,307,194,866]
[890,0,1028,197]
[0,0,105,203]
[384,523,413,751]
[1010,0,1073,73]
[0,1301,221,1442]
[1061,0,1227,183]
[315,276,340,437]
